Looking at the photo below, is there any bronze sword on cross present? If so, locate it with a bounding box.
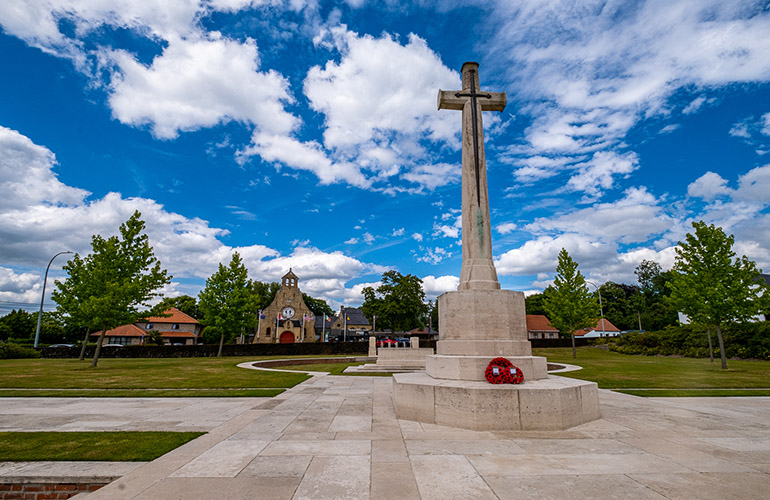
[437,63,506,206]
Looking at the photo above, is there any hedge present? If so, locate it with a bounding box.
[41,341,371,359]
[609,323,770,360]
[0,343,41,359]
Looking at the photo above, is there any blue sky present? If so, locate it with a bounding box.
[2,0,770,314]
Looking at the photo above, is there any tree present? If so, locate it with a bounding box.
[525,289,551,316]
[667,221,770,369]
[302,293,334,318]
[251,281,280,311]
[53,211,171,366]
[0,309,35,342]
[153,295,199,319]
[361,271,429,333]
[633,260,678,331]
[198,252,259,356]
[544,249,599,358]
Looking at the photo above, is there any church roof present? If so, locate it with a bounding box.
[282,268,298,280]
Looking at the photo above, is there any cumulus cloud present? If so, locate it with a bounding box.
[421,274,459,299]
[527,187,673,244]
[108,35,297,139]
[687,172,733,201]
[0,127,385,306]
[496,222,517,235]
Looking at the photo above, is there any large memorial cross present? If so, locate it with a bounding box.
[438,62,506,291]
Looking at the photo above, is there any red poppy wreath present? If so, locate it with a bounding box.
[485,357,524,384]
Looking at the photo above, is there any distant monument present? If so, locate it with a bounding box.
[393,62,600,430]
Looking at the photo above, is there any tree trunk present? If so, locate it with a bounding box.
[715,324,727,370]
[571,332,576,359]
[78,328,91,361]
[706,327,714,363]
[91,323,107,367]
[217,331,224,357]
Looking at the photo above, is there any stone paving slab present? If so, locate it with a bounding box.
[1,373,769,499]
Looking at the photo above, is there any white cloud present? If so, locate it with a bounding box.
[411,232,424,242]
[496,222,517,235]
[0,127,385,307]
[729,120,752,139]
[687,172,733,201]
[421,274,459,299]
[528,187,673,244]
[735,164,770,203]
[391,228,405,237]
[433,213,461,239]
[762,113,770,136]
[344,237,358,244]
[415,246,452,265]
[659,124,680,134]
[495,233,614,277]
[565,151,638,197]
[363,232,375,244]
[108,35,297,140]
[682,96,715,115]
[489,0,770,195]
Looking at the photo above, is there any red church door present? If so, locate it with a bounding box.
[279,331,295,343]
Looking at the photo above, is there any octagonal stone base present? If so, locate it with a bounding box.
[393,372,600,431]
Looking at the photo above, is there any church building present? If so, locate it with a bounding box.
[253,269,317,343]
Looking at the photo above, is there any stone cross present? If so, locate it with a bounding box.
[438,62,506,291]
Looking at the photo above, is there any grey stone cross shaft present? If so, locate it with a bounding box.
[438,62,506,291]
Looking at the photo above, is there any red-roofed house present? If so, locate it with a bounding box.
[573,318,621,338]
[526,314,560,339]
[91,308,203,345]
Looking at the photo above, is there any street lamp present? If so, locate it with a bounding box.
[585,280,606,337]
[33,251,73,348]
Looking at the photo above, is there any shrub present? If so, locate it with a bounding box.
[609,323,770,360]
[0,343,41,359]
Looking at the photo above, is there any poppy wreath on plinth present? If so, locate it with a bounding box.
[484,357,524,384]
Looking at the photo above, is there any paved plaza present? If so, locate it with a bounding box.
[1,372,770,499]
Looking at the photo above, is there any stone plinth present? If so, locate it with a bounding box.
[393,287,600,430]
[393,372,600,431]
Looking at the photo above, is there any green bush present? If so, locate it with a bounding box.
[0,343,41,359]
[609,322,770,360]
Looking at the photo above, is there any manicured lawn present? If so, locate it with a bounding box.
[0,356,310,397]
[535,347,770,393]
[0,431,204,461]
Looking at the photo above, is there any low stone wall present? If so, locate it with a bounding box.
[376,348,434,368]
[0,482,106,499]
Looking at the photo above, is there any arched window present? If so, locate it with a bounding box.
[146,323,153,330]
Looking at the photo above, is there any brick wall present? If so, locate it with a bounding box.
[0,482,106,499]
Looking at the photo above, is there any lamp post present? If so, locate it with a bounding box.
[34,251,73,348]
[585,280,606,337]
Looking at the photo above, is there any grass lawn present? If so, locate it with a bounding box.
[535,347,770,395]
[0,431,204,461]
[0,356,311,397]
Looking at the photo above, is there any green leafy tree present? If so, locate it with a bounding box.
[53,252,97,359]
[0,309,35,342]
[198,252,259,356]
[251,281,280,311]
[544,249,599,358]
[302,293,334,318]
[361,271,428,333]
[667,221,770,369]
[153,295,199,319]
[634,260,678,331]
[525,289,551,316]
[53,211,171,366]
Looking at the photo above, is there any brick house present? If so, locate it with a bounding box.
[91,308,202,345]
